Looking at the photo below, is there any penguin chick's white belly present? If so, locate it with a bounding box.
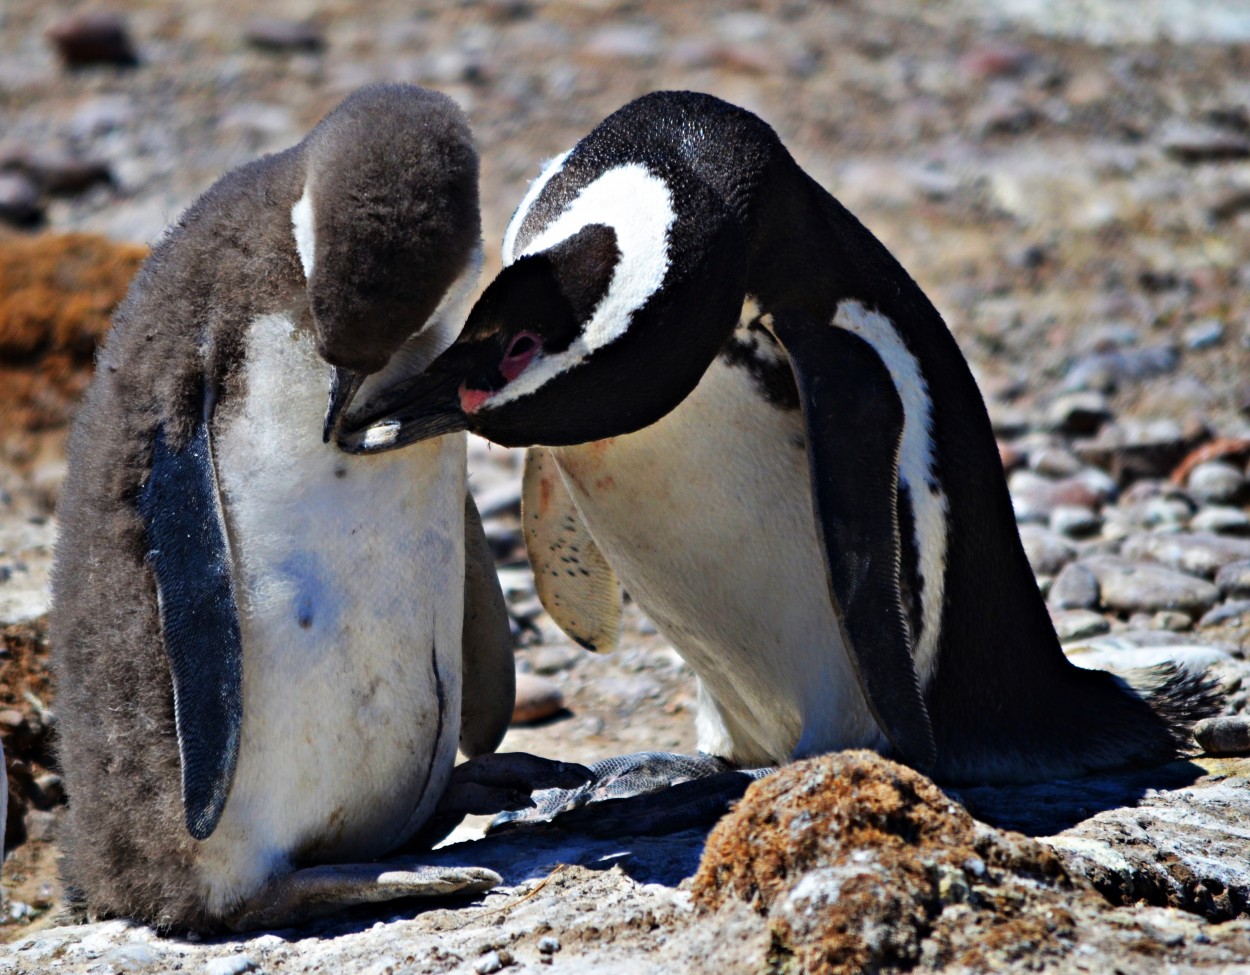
[200,311,466,916]
[552,352,885,768]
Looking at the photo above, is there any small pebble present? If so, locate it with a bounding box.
[245,18,325,53]
[475,950,504,974]
[205,954,258,975]
[959,41,1032,80]
[1050,505,1102,538]
[1216,560,1250,598]
[1199,600,1250,628]
[584,23,661,61]
[529,644,581,675]
[1123,496,1191,530]
[1011,471,1102,522]
[1191,506,1250,536]
[538,936,561,953]
[1049,563,1100,611]
[1148,610,1193,632]
[1018,525,1076,576]
[0,172,43,227]
[46,11,138,67]
[1184,319,1225,351]
[1160,122,1250,164]
[512,672,565,724]
[102,943,162,971]
[1051,608,1110,642]
[1029,447,1083,478]
[1194,716,1250,756]
[1188,461,1248,505]
[1046,392,1112,436]
[1062,345,1179,394]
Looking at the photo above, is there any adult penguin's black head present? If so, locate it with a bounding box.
[338,142,749,453]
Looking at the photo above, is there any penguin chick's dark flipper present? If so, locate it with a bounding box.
[459,491,516,758]
[486,751,769,835]
[137,416,243,842]
[224,862,501,933]
[769,312,937,772]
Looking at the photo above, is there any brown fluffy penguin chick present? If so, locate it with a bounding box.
[51,83,575,933]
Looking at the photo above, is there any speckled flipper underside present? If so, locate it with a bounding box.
[137,416,243,842]
[769,312,937,772]
[522,446,621,651]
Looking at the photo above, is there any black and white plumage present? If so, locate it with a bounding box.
[50,84,587,932]
[341,91,1219,803]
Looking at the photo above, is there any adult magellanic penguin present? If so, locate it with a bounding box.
[51,83,586,932]
[339,90,1219,816]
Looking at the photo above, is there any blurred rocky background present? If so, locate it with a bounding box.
[3,1,1250,971]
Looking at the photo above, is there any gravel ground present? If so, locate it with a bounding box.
[2,0,1250,970]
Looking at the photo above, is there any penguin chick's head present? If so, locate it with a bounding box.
[338,157,747,453]
[296,84,481,435]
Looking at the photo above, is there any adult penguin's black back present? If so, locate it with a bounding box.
[345,91,1221,785]
[683,91,1219,782]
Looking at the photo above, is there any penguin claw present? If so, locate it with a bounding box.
[225,862,500,932]
[486,751,773,836]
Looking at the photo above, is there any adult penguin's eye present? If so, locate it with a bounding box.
[501,331,541,381]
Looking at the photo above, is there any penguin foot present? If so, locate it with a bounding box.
[487,751,773,837]
[409,751,595,848]
[225,861,501,932]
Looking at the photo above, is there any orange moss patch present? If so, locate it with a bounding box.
[693,752,1091,975]
[0,232,146,436]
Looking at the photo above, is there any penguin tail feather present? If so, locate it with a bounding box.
[1119,663,1225,754]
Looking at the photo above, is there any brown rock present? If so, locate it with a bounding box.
[512,672,564,724]
[46,11,138,68]
[693,752,1089,975]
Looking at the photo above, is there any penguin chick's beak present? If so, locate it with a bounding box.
[322,367,368,444]
[334,345,474,455]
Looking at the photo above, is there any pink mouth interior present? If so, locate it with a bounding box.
[459,385,493,414]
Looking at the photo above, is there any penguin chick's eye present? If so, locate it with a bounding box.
[500,331,541,381]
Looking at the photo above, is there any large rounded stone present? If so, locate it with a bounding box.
[1018,524,1076,576]
[1120,532,1250,580]
[1049,562,1100,610]
[1216,560,1250,599]
[1082,557,1221,617]
[1187,461,1249,505]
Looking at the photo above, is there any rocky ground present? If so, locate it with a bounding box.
[3,0,1250,971]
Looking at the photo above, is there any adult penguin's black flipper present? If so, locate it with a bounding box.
[770,311,937,772]
[137,409,243,841]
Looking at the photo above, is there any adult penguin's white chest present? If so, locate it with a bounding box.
[198,311,466,914]
[549,312,886,767]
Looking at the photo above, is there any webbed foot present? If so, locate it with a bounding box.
[408,751,594,848]
[488,751,773,837]
[225,861,500,932]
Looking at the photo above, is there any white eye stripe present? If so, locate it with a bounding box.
[291,185,315,279]
[502,151,570,266]
[487,163,677,410]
